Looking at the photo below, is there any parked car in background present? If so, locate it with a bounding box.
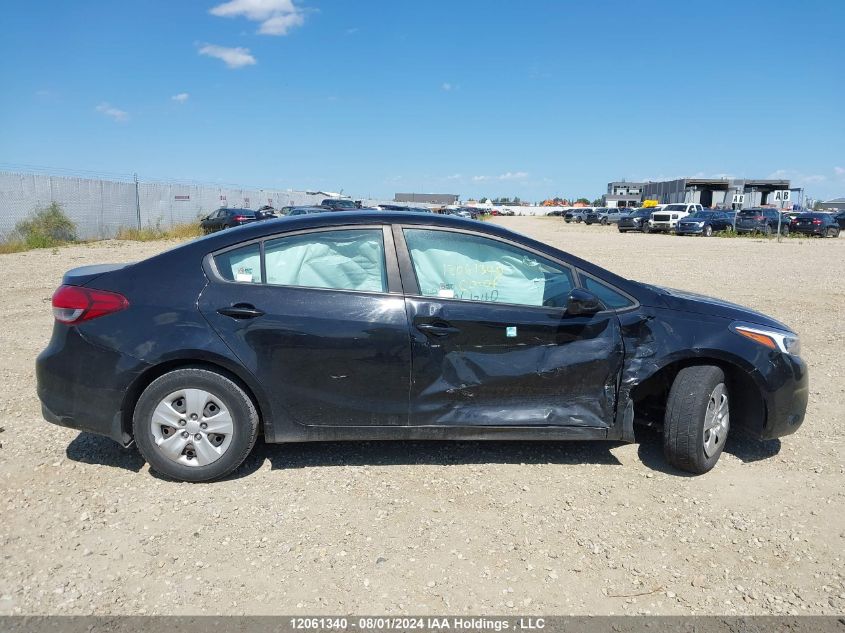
[648,203,702,233]
[287,206,329,216]
[617,208,653,233]
[377,204,433,213]
[832,211,845,229]
[278,206,295,216]
[200,208,261,234]
[256,205,278,219]
[675,210,736,236]
[564,208,591,223]
[789,213,842,237]
[585,208,627,225]
[319,198,359,211]
[735,208,790,236]
[38,211,808,481]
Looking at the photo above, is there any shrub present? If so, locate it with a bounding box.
[17,202,77,245]
[0,203,78,252]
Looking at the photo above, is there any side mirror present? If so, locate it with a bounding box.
[566,288,603,316]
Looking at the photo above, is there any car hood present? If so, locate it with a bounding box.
[643,284,792,331]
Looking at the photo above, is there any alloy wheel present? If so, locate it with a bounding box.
[702,383,730,458]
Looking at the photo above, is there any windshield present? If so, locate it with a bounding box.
[688,211,715,219]
[664,204,688,211]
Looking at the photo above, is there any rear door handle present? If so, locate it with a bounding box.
[417,322,460,337]
[217,304,265,319]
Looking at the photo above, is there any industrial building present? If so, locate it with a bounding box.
[604,181,645,208]
[818,197,845,210]
[603,178,797,208]
[395,192,459,205]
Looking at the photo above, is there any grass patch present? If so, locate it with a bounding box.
[115,220,203,241]
[0,203,78,253]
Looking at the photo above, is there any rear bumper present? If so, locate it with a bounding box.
[791,227,825,235]
[36,325,150,445]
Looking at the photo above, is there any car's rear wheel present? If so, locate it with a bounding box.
[133,368,259,482]
[663,365,730,474]
[703,224,713,237]
[576,217,582,223]
[763,225,772,236]
[600,217,608,225]
[781,225,790,237]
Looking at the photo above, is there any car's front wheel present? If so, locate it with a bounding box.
[663,365,730,474]
[133,368,259,482]
[703,224,713,237]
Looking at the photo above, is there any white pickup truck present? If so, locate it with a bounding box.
[648,203,703,233]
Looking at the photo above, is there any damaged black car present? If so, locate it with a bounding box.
[36,212,808,481]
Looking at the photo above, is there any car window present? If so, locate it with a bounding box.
[264,229,387,293]
[582,276,634,310]
[403,229,575,308]
[214,243,261,283]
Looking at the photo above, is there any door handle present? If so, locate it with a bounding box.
[217,304,265,319]
[417,322,460,337]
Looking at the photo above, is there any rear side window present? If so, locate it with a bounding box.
[264,229,387,293]
[215,243,261,283]
[582,276,634,310]
[403,229,574,308]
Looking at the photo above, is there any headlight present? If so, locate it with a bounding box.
[732,323,801,355]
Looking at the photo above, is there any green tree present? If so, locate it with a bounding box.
[592,198,603,206]
[575,197,590,205]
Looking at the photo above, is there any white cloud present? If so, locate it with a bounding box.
[171,92,190,103]
[769,169,826,185]
[446,173,462,180]
[498,171,529,180]
[198,44,257,68]
[346,27,359,35]
[441,82,453,91]
[835,166,845,176]
[95,102,129,122]
[210,0,305,36]
[472,175,489,182]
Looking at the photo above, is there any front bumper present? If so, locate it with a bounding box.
[36,325,150,445]
[676,225,704,235]
[756,353,809,440]
[649,223,674,232]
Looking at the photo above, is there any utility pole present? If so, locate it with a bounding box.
[134,172,141,230]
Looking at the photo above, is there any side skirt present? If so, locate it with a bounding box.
[270,424,614,443]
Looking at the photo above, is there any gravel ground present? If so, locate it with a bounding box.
[0,218,843,616]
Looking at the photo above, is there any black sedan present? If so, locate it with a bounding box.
[200,208,261,234]
[789,213,842,237]
[37,212,808,481]
[675,210,736,236]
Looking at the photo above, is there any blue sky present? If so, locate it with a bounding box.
[1,0,843,201]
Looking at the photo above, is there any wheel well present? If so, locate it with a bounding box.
[630,358,765,435]
[121,360,265,439]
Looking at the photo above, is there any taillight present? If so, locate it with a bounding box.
[790,219,798,224]
[233,215,246,221]
[51,285,129,324]
[753,215,764,221]
[812,219,822,225]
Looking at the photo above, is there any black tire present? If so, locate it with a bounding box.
[703,224,713,237]
[663,365,729,474]
[600,217,608,225]
[763,224,772,236]
[576,217,582,223]
[133,368,259,482]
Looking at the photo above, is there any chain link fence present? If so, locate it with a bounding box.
[0,170,395,241]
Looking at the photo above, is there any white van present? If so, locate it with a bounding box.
[649,203,702,233]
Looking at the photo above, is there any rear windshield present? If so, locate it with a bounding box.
[738,210,762,217]
[229,209,256,217]
[664,204,688,211]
